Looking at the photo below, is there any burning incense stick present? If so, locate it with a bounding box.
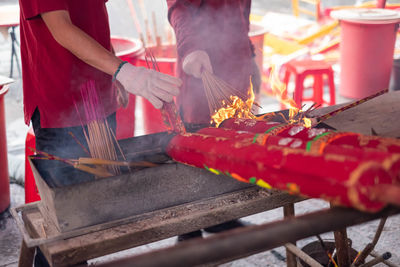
[316,88,388,124]
[201,70,248,113]
[29,150,113,177]
[79,81,122,176]
[145,49,186,133]
[77,157,158,168]
[68,131,90,156]
[201,70,259,126]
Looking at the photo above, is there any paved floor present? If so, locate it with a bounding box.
[1,0,400,266]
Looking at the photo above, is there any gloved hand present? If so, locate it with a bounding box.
[113,80,129,109]
[182,50,213,78]
[116,63,182,109]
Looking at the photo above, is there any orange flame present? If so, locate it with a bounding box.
[211,79,256,127]
[267,65,312,128]
[210,67,314,128]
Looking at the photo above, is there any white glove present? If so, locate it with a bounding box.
[182,50,213,78]
[116,63,182,109]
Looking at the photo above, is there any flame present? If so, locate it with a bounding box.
[210,79,256,127]
[266,65,312,128]
[303,117,312,128]
[210,67,314,128]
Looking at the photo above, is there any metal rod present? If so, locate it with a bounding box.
[95,206,400,267]
[285,243,323,267]
[359,252,391,267]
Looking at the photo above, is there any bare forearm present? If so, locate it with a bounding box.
[42,10,121,76]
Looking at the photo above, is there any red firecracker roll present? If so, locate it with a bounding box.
[166,131,395,212]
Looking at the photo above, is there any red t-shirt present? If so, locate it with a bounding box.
[168,0,253,124]
[19,0,118,128]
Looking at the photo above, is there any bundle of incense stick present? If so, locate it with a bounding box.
[79,81,125,176]
[201,70,248,113]
[201,70,251,115]
[30,150,113,178]
[30,148,156,177]
[145,49,186,133]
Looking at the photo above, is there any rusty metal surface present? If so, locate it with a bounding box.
[30,159,254,232]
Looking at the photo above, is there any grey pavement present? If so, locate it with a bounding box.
[1,0,400,266]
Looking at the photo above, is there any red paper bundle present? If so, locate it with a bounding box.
[166,130,395,212]
[221,118,400,154]
[198,128,400,182]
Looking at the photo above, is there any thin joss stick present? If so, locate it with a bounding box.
[317,88,388,124]
[148,49,160,72]
[79,81,121,176]
[202,75,217,113]
[202,73,220,112]
[146,49,185,133]
[68,131,90,156]
[144,53,151,69]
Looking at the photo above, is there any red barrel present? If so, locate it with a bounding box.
[111,36,144,139]
[249,23,267,82]
[137,44,177,134]
[0,84,10,213]
[332,9,400,99]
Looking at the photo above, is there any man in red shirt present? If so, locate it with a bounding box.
[19,0,181,159]
[19,1,181,265]
[167,0,259,240]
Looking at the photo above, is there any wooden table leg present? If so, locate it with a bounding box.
[284,203,297,267]
[333,228,350,266]
[330,203,350,267]
[18,240,35,267]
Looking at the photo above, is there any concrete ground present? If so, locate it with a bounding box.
[1,0,400,266]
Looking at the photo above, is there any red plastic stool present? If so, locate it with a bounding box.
[25,127,40,203]
[282,59,336,109]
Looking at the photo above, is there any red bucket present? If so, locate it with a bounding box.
[0,84,10,213]
[249,23,267,81]
[136,45,177,134]
[332,9,400,99]
[111,36,144,139]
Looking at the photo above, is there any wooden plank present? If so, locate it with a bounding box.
[17,240,35,267]
[284,204,297,267]
[22,188,302,266]
[310,91,400,138]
